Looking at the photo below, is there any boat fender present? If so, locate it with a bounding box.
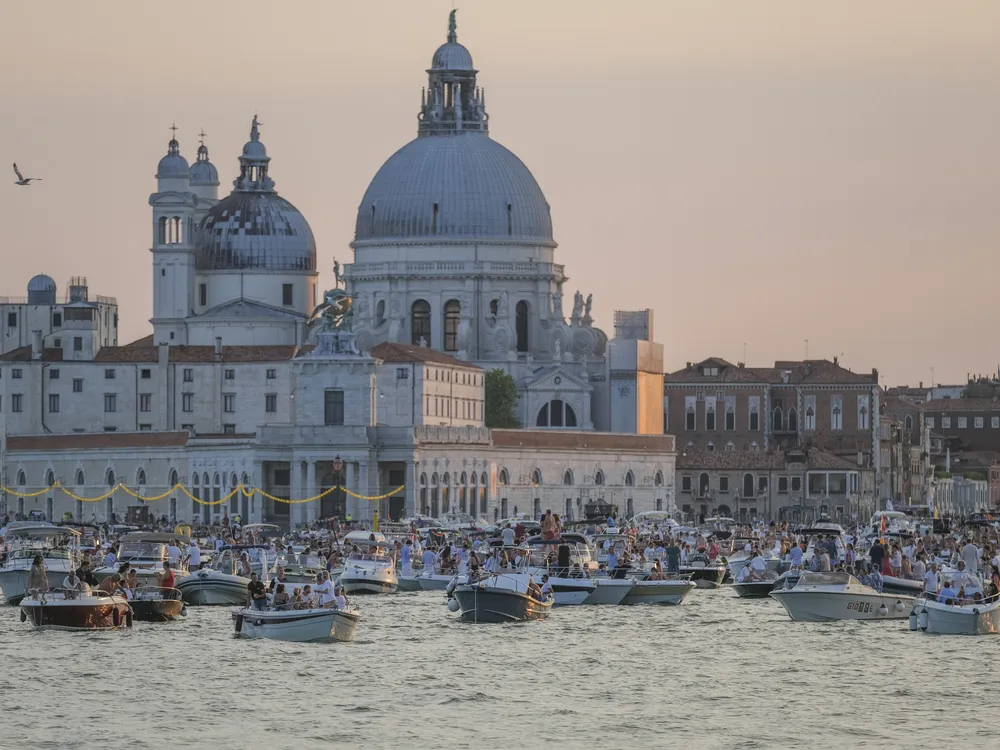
[234,613,244,633]
[181,606,188,617]
[254,619,264,627]
[125,610,133,628]
[918,609,928,631]
[973,608,980,616]
[878,604,888,617]
[447,598,460,612]
[20,609,26,622]
[908,611,918,631]
[894,600,904,612]
[112,608,122,627]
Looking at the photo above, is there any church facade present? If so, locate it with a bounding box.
[0,15,675,527]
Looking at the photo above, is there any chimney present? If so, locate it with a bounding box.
[214,337,223,362]
[832,356,838,366]
[919,381,923,389]
[30,330,43,360]
[857,450,863,466]
[686,362,692,369]
[158,343,169,367]
[871,367,879,384]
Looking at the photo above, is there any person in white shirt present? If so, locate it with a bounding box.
[103,548,118,568]
[540,575,553,597]
[62,571,89,599]
[332,584,348,609]
[421,548,436,574]
[736,564,754,583]
[750,553,768,574]
[501,525,515,546]
[313,572,335,607]
[165,540,183,566]
[483,552,500,574]
[923,563,940,594]
[186,541,202,570]
[400,541,413,576]
[961,539,980,574]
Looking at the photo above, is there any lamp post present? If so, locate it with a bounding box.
[332,454,345,521]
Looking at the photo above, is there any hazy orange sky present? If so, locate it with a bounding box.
[1,1,998,386]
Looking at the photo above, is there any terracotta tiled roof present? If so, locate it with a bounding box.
[806,450,863,471]
[0,346,64,362]
[93,345,300,363]
[665,358,876,386]
[6,431,189,452]
[491,430,674,453]
[123,334,155,348]
[676,448,861,472]
[369,342,481,369]
[920,398,1000,412]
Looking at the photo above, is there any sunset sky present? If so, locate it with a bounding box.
[1,1,998,386]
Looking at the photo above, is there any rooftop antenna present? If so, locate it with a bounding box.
[930,367,935,388]
[743,342,747,363]
[804,339,809,360]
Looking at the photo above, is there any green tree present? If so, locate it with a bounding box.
[484,368,520,428]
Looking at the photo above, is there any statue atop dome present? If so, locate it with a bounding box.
[250,114,261,141]
[448,9,457,43]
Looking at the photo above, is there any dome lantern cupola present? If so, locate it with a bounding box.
[189,129,220,188]
[418,10,488,137]
[233,115,275,192]
[155,124,191,189]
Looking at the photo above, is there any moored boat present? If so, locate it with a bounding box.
[621,577,696,605]
[0,525,80,606]
[452,574,553,623]
[20,589,132,631]
[910,595,1000,635]
[584,576,634,605]
[128,586,186,622]
[176,545,262,606]
[339,546,398,595]
[233,605,361,642]
[732,570,780,599]
[770,571,915,622]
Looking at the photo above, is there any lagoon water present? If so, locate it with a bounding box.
[0,589,990,750]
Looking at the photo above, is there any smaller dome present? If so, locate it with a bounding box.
[431,41,474,71]
[241,140,268,160]
[156,138,190,179]
[189,144,219,186]
[27,274,57,305]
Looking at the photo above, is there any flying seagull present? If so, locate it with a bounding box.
[13,163,40,186]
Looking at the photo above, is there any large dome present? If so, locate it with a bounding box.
[195,192,316,271]
[354,133,554,246]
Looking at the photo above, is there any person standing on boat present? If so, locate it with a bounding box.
[400,540,413,576]
[103,545,118,569]
[923,562,940,596]
[333,584,348,609]
[607,547,618,572]
[166,539,183,566]
[501,524,515,546]
[185,539,202,571]
[26,555,49,598]
[156,561,176,594]
[421,546,436,574]
[961,538,980,575]
[869,538,886,573]
[248,573,267,611]
[664,539,681,574]
[313,571,335,607]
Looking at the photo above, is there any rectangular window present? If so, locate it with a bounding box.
[11,393,23,412]
[199,284,207,307]
[53,312,62,327]
[224,369,235,380]
[104,369,115,380]
[7,312,15,327]
[223,394,235,413]
[53,338,61,349]
[139,424,152,431]
[993,417,999,428]
[141,368,151,379]
[104,426,117,432]
[139,393,152,412]
[48,393,59,413]
[942,417,952,428]
[104,394,116,413]
[49,369,59,380]
[183,368,193,382]
[758,476,768,494]
[12,369,22,379]
[324,389,345,425]
[265,394,277,413]
[266,368,277,380]
[706,406,716,431]
[681,476,692,493]
[926,416,935,428]
[282,284,293,306]
[778,476,789,493]
[71,336,82,353]
[685,410,695,431]
[975,417,984,428]
[957,417,967,429]
[725,409,735,431]
[72,378,83,392]
[223,424,236,435]
[791,477,802,492]
[182,393,193,412]
[719,476,729,493]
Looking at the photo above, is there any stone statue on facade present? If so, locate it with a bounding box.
[571,291,583,324]
[552,287,565,321]
[333,259,343,288]
[497,289,510,318]
[582,293,594,326]
[553,337,561,359]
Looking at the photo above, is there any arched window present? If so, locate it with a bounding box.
[707,442,715,452]
[419,472,428,515]
[563,470,573,486]
[459,471,468,513]
[706,403,716,431]
[725,406,735,431]
[375,300,386,327]
[725,441,735,452]
[498,469,509,486]
[536,399,577,427]
[625,470,635,487]
[905,414,913,431]
[411,300,431,346]
[531,469,542,486]
[698,472,710,496]
[480,471,488,514]
[75,469,85,486]
[442,472,451,513]
[489,299,499,320]
[743,473,755,497]
[654,471,663,487]
[230,472,239,513]
[750,441,759,452]
[443,299,461,351]
[106,469,116,487]
[213,473,222,513]
[137,469,147,486]
[788,408,798,432]
[805,406,816,430]
[594,470,605,486]
[157,216,168,245]
[16,470,26,486]
[832,406,842,430]
[772,406,783,432]
[170,469,179,487]
[45,470,55,487]
[515,300,529,353]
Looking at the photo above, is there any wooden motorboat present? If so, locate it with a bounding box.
[20,589,132,631]
[128,587,186,622]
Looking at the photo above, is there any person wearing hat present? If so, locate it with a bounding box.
[332,584,348,609]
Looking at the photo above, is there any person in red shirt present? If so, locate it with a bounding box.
[156,561,176,597]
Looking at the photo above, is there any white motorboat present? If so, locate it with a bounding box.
[93,532,190,587]
[396,573,424,592]
[176,544,263,606]
[340,547,398,595]
[233,605,361,642]
[522,536,598,605]
[0,525,80,605]
[585,576,634,605]
[271,550,330,584]
[621,577,696,605]
[418,570,457,591]
[770,571,915,622]
[911,596,1000,635]
[452,573,554,623]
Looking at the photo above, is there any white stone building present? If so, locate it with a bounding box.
[0,14,675,527]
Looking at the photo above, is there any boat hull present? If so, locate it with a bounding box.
[340,566,398,595]
[621,580,696,605]
[129,597,185,622]
[19,596,131,631]
[914,598,1000,635]
[584,578,634,605]
[176,572,250,606]
[233,607,361,642]
[453,586,553,623]
[417,574,454,591]
[770,590,915,622]
[732,581,778,599]
[681,566,726,589]
[396,575,424,592]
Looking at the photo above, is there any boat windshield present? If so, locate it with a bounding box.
[347,553,391,564]
[3,528,77,560]
[276,552,326,568]
[798,572,853,587]
[118,542,167,561]
[526,542,593,567]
